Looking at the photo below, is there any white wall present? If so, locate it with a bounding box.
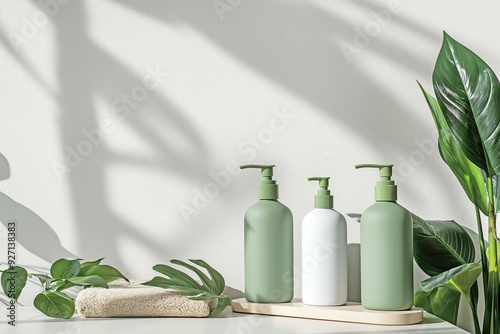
[1,0,499,331]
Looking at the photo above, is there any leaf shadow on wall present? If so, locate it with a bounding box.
[0,153,76,264]
[48,0,214,270]
[110,0,456,210]
[0,0,214,274]
[0,0,468,280]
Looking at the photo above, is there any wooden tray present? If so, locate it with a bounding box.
[231,298,423,326]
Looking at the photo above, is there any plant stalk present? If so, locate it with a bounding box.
[486,218,498,334]
[465,293,482,334]
[488,177,499,242]
[485,176,499,334]
[475,205,489,291]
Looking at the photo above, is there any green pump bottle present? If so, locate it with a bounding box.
[240,164,293,303]
[355,164,413,311]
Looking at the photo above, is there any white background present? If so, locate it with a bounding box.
[1,1,499,331]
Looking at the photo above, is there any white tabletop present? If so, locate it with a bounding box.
[3,306,468,334]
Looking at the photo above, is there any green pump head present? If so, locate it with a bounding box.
[307,177,333,209]
[355,164,397,202]
[240,164,279,200]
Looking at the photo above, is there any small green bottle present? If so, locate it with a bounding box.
[355,164,413,311]
[240,164,293,303]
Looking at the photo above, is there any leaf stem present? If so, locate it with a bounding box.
[485,176,499,334]
[487,177,499,241]
[464,293,481,334]
[475,205,489,291]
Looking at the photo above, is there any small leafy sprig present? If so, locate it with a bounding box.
[1,258,128,319]
[142,259,230,316]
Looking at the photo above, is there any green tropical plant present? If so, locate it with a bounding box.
[142,259,230,316]
[411,213,482,326]
[1,258,128,319]
[416,31,500,334]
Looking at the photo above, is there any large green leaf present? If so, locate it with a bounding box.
[50,259,80,280]
[34,291,75,319]
[189,292,219,301]
[80,258,104,269]
[1,266,27,301]
[189,259,225,295]
[212,295,230,316]
[420,263,482,294]
[142,259,230,316]
[152,264,202,290]
[412,213,475,276]
[419,83,488,215]
[414,287,461,324]
[79,264,129,283]
[67,275,108,288]
[141,276,205,296]
[421,262,482,332]
[433,32,500,176]
[46,279,75,292]
[171,259,215,293]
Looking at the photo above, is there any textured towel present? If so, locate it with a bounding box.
[75,284,215,318]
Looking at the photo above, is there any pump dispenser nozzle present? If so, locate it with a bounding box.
[355,164,397,201]
[240,164,279,200]
[307,177,333,209]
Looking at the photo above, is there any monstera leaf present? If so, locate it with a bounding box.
[142,259,230,316]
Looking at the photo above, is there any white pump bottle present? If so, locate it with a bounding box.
[302,177,347,306]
